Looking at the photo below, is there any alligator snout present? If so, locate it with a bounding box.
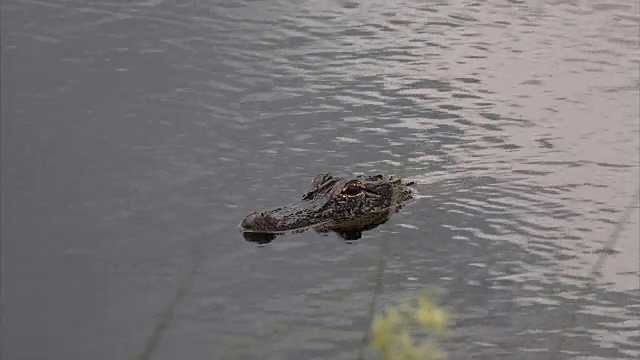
[240,211,281,232]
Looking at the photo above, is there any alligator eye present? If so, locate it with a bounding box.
[342,181,363,196]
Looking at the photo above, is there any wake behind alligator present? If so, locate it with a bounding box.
[240,173,415,243]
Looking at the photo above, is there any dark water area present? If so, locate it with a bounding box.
[2,1,639,359]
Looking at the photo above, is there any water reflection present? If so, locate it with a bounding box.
[242,221,384,244]
[243,232,279,244]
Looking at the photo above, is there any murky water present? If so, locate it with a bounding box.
[2,0,639,359]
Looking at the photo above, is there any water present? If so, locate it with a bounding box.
[2,0,638,359]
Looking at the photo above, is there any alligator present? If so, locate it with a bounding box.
[240,173,415,243]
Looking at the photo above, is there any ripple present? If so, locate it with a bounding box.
[4,0,639,359]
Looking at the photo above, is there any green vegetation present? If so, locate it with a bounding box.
[371,291,452,360]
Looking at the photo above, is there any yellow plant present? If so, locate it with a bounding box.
[371,291,451,360]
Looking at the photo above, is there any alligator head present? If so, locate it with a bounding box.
[240,173,415,243]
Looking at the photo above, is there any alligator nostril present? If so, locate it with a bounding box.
[241,211,280,232]
[241,212,259,229]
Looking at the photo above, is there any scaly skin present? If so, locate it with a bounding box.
[240,173,414,241]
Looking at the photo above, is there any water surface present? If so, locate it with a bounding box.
[2,0,639,359]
